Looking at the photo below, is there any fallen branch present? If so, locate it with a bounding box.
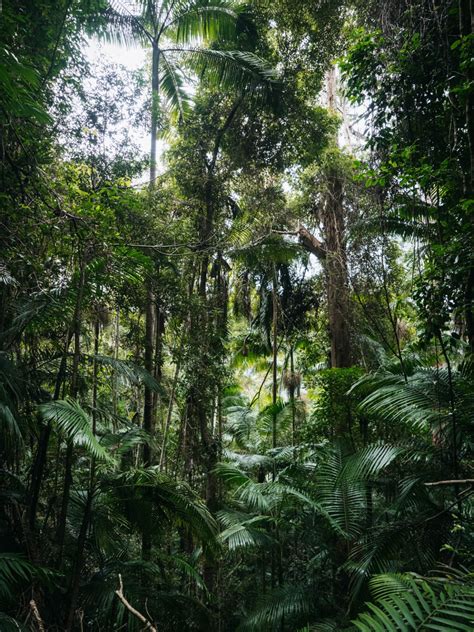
[425,479,474,486]
[29,599,45,632]
[115,574,157,632]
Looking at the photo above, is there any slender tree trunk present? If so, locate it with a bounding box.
[64,318,100,631]
[28,327,73,530]
[56,255,86,566]
[142,284,156,561]
[153,298,164,425]
[289,347,296,446]
[143,285,156,467]
[272,267,278,455]
[150,44,160,187]
[142,40,160,562]
[113,309,120,416]
[160,339,184,472]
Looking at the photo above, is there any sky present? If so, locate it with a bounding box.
[86,36,145,71]
[84,35,169,180]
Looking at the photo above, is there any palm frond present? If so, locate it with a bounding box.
[0,399,24,455]
[40,399,116,463]
[0,554,35,600]
[0,554,59,602]
[218,510,273,550]
[368,573,416,602]
[111,467,218,543]
[214,461,252,484]
[225,403,258,446]
[346,525,424,602]
[352,575,474,631]
[85,354,163,393]
[353,370,452,431]
[239,584,312,631]
[160,53,192,121]
[0,612,27,632]
[339,443,405,483]
[98,3,151,48]
[171,47,277,93]
[166,0,240,43]
[315,444,366,540]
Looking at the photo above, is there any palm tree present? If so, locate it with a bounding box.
[101,3,274,503]
[102,0,274,185]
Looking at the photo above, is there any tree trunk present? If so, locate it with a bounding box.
[56,255,86,566]
[142,284,156,561]
[323,67,352,368]
[272,267,278,454]
[64,318,100,631]
[28,327,73,530]
[289,347,296,446]
[322,166,352,368]
[150,44,160,187]
[143,285,156,467]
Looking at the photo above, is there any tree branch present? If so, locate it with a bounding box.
[297,225,326,260]
[29,600,45,632]
[425,479,474,486]
[115,574,157,632]
[273,225,326,260]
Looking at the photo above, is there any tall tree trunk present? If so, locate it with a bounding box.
[322,166,352,368]
[142,41,160,561]
[150,44,160,187]
[142,284,156,561]
[323,67,352,368]
[64,318,100,631]
[28,327,73,530]
[143,285,156,467]
[113,309,120,417]
[289,347,296,446]
[159,339,183,472]
[56,254,86,566]
[272,266,278,455]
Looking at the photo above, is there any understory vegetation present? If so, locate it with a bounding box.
[0,0,473,630]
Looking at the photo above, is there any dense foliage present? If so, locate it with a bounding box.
[0,0,473,630]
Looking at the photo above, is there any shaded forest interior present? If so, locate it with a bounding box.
[0,0,473,630]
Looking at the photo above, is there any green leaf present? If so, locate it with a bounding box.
[40,399,116,463]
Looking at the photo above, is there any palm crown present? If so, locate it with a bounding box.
[102,0,275,183]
